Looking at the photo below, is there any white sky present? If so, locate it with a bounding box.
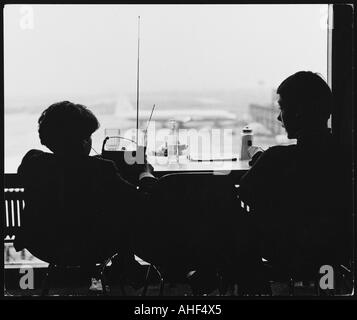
[4,4,328,99]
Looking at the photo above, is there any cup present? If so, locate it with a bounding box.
[104,128,121,151]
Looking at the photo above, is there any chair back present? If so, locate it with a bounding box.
[4,188,25,242]
[4,174,25,243]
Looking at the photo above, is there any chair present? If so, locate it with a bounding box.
[4,186,25,295]
[4,176,164,297]
[40,253,164,296]
[139,260,165,296]
[4,187,24,244]
[235,184,354,296]
[4,185,110,296]
[101,253,165,297]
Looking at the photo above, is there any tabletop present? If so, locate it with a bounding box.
[147,155,250,173]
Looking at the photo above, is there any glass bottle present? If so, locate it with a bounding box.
[240,126,253,160]
[167,120,179,164]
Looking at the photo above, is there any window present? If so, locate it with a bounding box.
[4,4,328,172]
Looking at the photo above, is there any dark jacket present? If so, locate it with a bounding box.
[14,149,138,264]
[239,131,352,265]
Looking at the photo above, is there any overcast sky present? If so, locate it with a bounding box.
[4,4,328,100]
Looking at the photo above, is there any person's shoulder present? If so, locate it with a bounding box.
[248,144,297,170]
[87,155,119,172]
[17,149,55,178]
[88,154,115,166]
[261,144,297,160]
[22,149,47,160]
[267,144,296,153]
[19,149,53,167]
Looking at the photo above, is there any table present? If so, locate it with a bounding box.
[147,155,250,174]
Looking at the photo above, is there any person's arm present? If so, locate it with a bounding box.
[17,149,45,183]
[239,147,279,207]
[94,153,157,193]
[248,146,265,166]
[105,159,138,191]
[138,163,158,195]
[15,149,45,252]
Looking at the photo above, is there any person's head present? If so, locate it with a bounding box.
[38,101,100,155]
[276,71,332,139]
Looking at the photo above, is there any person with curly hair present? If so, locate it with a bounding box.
[14,101,140,270]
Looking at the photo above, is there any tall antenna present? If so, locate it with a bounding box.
[144,103,156,146]
[145,104,156,134]
[136,16,141,146]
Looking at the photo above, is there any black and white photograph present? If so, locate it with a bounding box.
[3,3,355,302]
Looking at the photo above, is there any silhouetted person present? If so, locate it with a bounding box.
[239,71,352,275]
[14,101,140,267]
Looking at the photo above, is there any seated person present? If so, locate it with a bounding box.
[239,71,352,271]
[14,101,143,267]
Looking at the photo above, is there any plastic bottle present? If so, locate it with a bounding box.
[167,120,179,164]
[240,126,253,160]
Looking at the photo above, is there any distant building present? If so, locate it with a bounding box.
[249,103,283,136]
[249,89,283,136]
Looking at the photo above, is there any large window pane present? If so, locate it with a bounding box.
[4,4,327,172]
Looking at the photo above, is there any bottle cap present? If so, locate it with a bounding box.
[169,119,177,129]
[242,126,252,133]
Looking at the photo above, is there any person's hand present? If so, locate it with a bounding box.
[137,160,157,195]
[138,170,158,195]
[248,146,264,166]
[135,162,154,175]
